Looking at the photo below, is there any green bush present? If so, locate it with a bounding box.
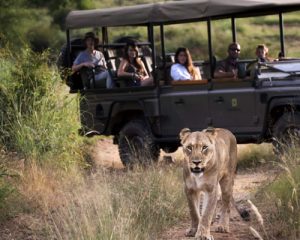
[0,165,13,207]
[0,164,16,221]
[0,46,82,165]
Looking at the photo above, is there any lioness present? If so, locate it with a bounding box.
[180,127,237,240]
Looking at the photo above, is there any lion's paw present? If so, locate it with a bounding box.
[216,225,229,233]
[195,235,214,240]
[185,228,197,237]
[195,228,214,240]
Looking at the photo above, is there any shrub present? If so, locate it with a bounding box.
[0,165,13,208]
[0,46,82,165]
[0,163,17,221]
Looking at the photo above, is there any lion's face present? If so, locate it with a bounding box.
[180,128,215,174]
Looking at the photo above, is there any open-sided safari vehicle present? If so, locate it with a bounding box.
[61,0,300,166]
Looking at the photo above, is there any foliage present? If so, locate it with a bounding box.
[0,0,33,48]
[0,165,13,209]
[1,1,300,60]
[0,0,96,51]
[0,46,82,165]
[27,0,96,29]
[258,144,300,239]
[0,162,19,222]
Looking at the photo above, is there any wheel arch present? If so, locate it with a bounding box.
[110,109,146,136]
[269,97,300,128]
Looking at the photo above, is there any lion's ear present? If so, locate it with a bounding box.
[203,127,216,144]
[204,127,216,135]
[179,128,191,143]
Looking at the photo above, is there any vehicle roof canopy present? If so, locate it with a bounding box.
[66,0,300,29]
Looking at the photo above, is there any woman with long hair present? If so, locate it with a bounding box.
[117,41,152,86]
[171,47,201,81]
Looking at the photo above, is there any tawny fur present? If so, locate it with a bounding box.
[180,128,238,240]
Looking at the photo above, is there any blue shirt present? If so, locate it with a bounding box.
[73,50,107,68]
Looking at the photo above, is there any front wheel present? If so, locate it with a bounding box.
[162,145,178,153]
[272,112,300,155]
[118,119,160,167]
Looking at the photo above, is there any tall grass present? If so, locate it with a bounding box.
[0,45,86,225]
[19,164,186,240]
[256,142,300,239]
[237,143,274,169]
[0,46,82,165]
[0,164,13,210]
[0,155,24,222]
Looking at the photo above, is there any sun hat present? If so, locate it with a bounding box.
[84,32,97,41]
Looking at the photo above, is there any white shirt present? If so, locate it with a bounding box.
[171,63,192,80]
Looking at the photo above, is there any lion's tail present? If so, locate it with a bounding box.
[231,196,250,221]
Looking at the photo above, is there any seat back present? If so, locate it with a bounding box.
[201,56,216,79]
[142,55,153,75]
[105,49,117,71]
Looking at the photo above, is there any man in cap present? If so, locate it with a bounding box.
[72,32,114,88]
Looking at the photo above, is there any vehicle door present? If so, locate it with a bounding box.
[208,79,260,134]
[159,81,210,136]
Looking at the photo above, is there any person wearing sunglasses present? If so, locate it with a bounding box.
[214,42,245,79]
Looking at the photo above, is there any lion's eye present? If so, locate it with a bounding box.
[202,145,208,152]
[186,145,193,153]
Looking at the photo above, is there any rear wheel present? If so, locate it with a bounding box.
[272,112,300,155]
[118,119,160,167]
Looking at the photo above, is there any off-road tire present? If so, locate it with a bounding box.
[162,145,178,153]
[272,112,300,155]
[118,119,160,167]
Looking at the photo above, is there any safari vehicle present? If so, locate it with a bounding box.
[62,0,300,166]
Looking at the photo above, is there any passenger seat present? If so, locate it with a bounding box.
[105,49,117,71]
[141,55,153,75]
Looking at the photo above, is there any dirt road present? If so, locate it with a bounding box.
[159,171,270,240]
[92,139,274,240]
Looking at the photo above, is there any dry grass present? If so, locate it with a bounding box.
[19,162,84,211]
[8,161,186,240]
[237,143,275,170]
[251,139,300,240]
[169,143,275,170]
